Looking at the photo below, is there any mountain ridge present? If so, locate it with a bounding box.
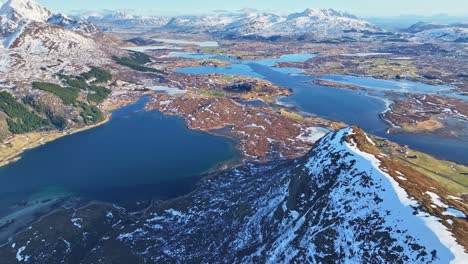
[0,127,466,263]
[78,8,381,40]
[0,0,119,82]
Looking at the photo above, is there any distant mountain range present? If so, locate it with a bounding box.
[73,10,170,28]
[74,9,468,42]
[404,21,468,42]
[75,8,382,40]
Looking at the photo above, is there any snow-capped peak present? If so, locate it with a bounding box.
[0,0,52,22]
[288,8,357,20]
[108,10,134,20]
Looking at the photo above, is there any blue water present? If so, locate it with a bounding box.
[319,74,460,96]
[176,57,468,165]
[178,64,264,78]
[245,53,317,67]
[164,52,229,60]
[176,53,316,77]
[0,97,237,217]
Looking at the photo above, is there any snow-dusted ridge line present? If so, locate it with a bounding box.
[343,127,468,264]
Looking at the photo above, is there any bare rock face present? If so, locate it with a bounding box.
[0,127,465,263]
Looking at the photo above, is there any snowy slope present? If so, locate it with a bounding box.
[77,8,380,39]
[414,27,468,42]
[0,127,465,263]
[260,8,379,38]
[0,0,115,81]
[75,10,171,28]
[0,0,51,35]
[0,0,51,22]
[47,13,99,35]
[406,21,468,42]
[164,8,380,38]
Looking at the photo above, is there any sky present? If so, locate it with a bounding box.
[37,0,468,17]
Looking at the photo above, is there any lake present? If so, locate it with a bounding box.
[176,55,468,165]
[318,74,462,97]
[0,97,237,236]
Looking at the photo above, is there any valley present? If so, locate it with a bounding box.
[0,0,467,263]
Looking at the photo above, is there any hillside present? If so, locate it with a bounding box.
[83,8,381,40]
[0,127,465,263]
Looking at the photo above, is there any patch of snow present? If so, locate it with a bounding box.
[106,211,113,218]
[364,133,375,146]
[165,209,184,217]
[426,191,448,208]
[244,124,266,130]
[297,126,330,144]
[117,228,147,241]
[147,86,187,96]
[16,245,30,262]
[443,208,466,218]
[71,218,83,228]
[447,195,462,201]
[60,238,71,254]
[2,20,27,48]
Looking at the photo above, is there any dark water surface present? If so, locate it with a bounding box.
[0,97,237,219]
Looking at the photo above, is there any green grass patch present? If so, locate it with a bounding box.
[199,88,225,97]
[33,82,79,105]
[401,150,468,194]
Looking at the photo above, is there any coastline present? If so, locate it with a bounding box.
[0,89,145,170]
[0,114,112,169]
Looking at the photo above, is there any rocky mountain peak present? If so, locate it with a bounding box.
[0,0,51,22]
[289,8,358,20]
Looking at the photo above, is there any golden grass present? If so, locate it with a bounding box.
[400,119,444,133]
[373,136,468,194]
[279,109,305,122]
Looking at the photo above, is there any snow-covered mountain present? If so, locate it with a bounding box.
[405,21,468,42]
[0,127,466,263]
[257,8,380,39]
[0,0,51,35]
[47,13,99,35]
[0,0,99,43]
[76,8,380,40]
[165,8,380,39]
[74,10,171,28]
[0,0,116,82]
